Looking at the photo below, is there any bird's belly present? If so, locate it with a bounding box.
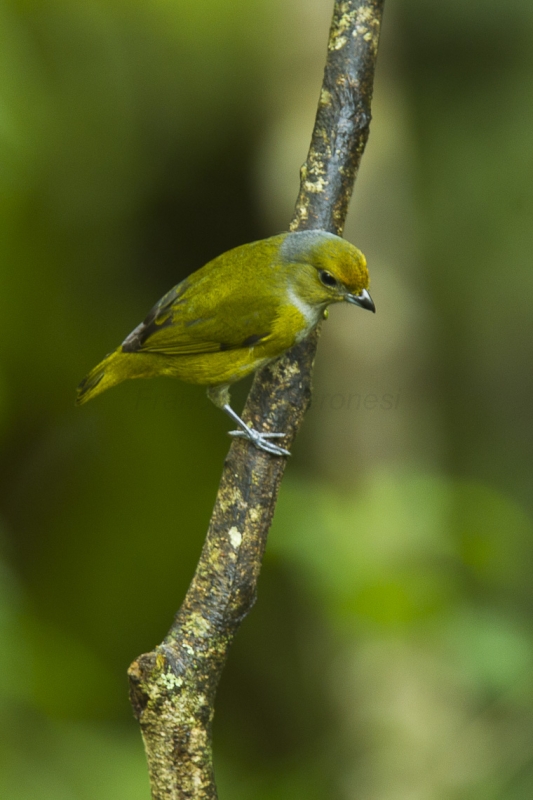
[154,349,271,386]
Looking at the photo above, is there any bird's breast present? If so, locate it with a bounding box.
[285,287,324,342]
[264,290,323,356]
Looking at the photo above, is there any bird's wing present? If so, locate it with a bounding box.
[121,275,279,356]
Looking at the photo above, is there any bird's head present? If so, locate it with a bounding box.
[280,230,375,312]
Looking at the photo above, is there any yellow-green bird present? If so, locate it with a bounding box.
[77,230,374,456]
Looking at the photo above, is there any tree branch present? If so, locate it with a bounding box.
[128,2,385,798]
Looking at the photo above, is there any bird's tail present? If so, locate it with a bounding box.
[76,350,125,405]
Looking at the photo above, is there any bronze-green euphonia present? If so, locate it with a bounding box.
[77,230,374,455]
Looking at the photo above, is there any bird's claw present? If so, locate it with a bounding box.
[229,431,286,439]
[228,428,290,457]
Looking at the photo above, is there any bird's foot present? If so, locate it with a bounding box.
[218,400,290,456]
[228,427,290,457]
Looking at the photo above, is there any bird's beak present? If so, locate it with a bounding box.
[346,288,375,313]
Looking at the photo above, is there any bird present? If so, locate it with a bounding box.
[76,229,374,456]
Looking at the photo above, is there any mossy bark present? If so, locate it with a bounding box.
[128,2,385,797]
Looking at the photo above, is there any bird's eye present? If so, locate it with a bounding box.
[319,270,337,288]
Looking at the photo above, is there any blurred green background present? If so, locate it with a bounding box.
[1,0,533,797]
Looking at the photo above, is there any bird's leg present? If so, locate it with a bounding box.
[207,385,290,457]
